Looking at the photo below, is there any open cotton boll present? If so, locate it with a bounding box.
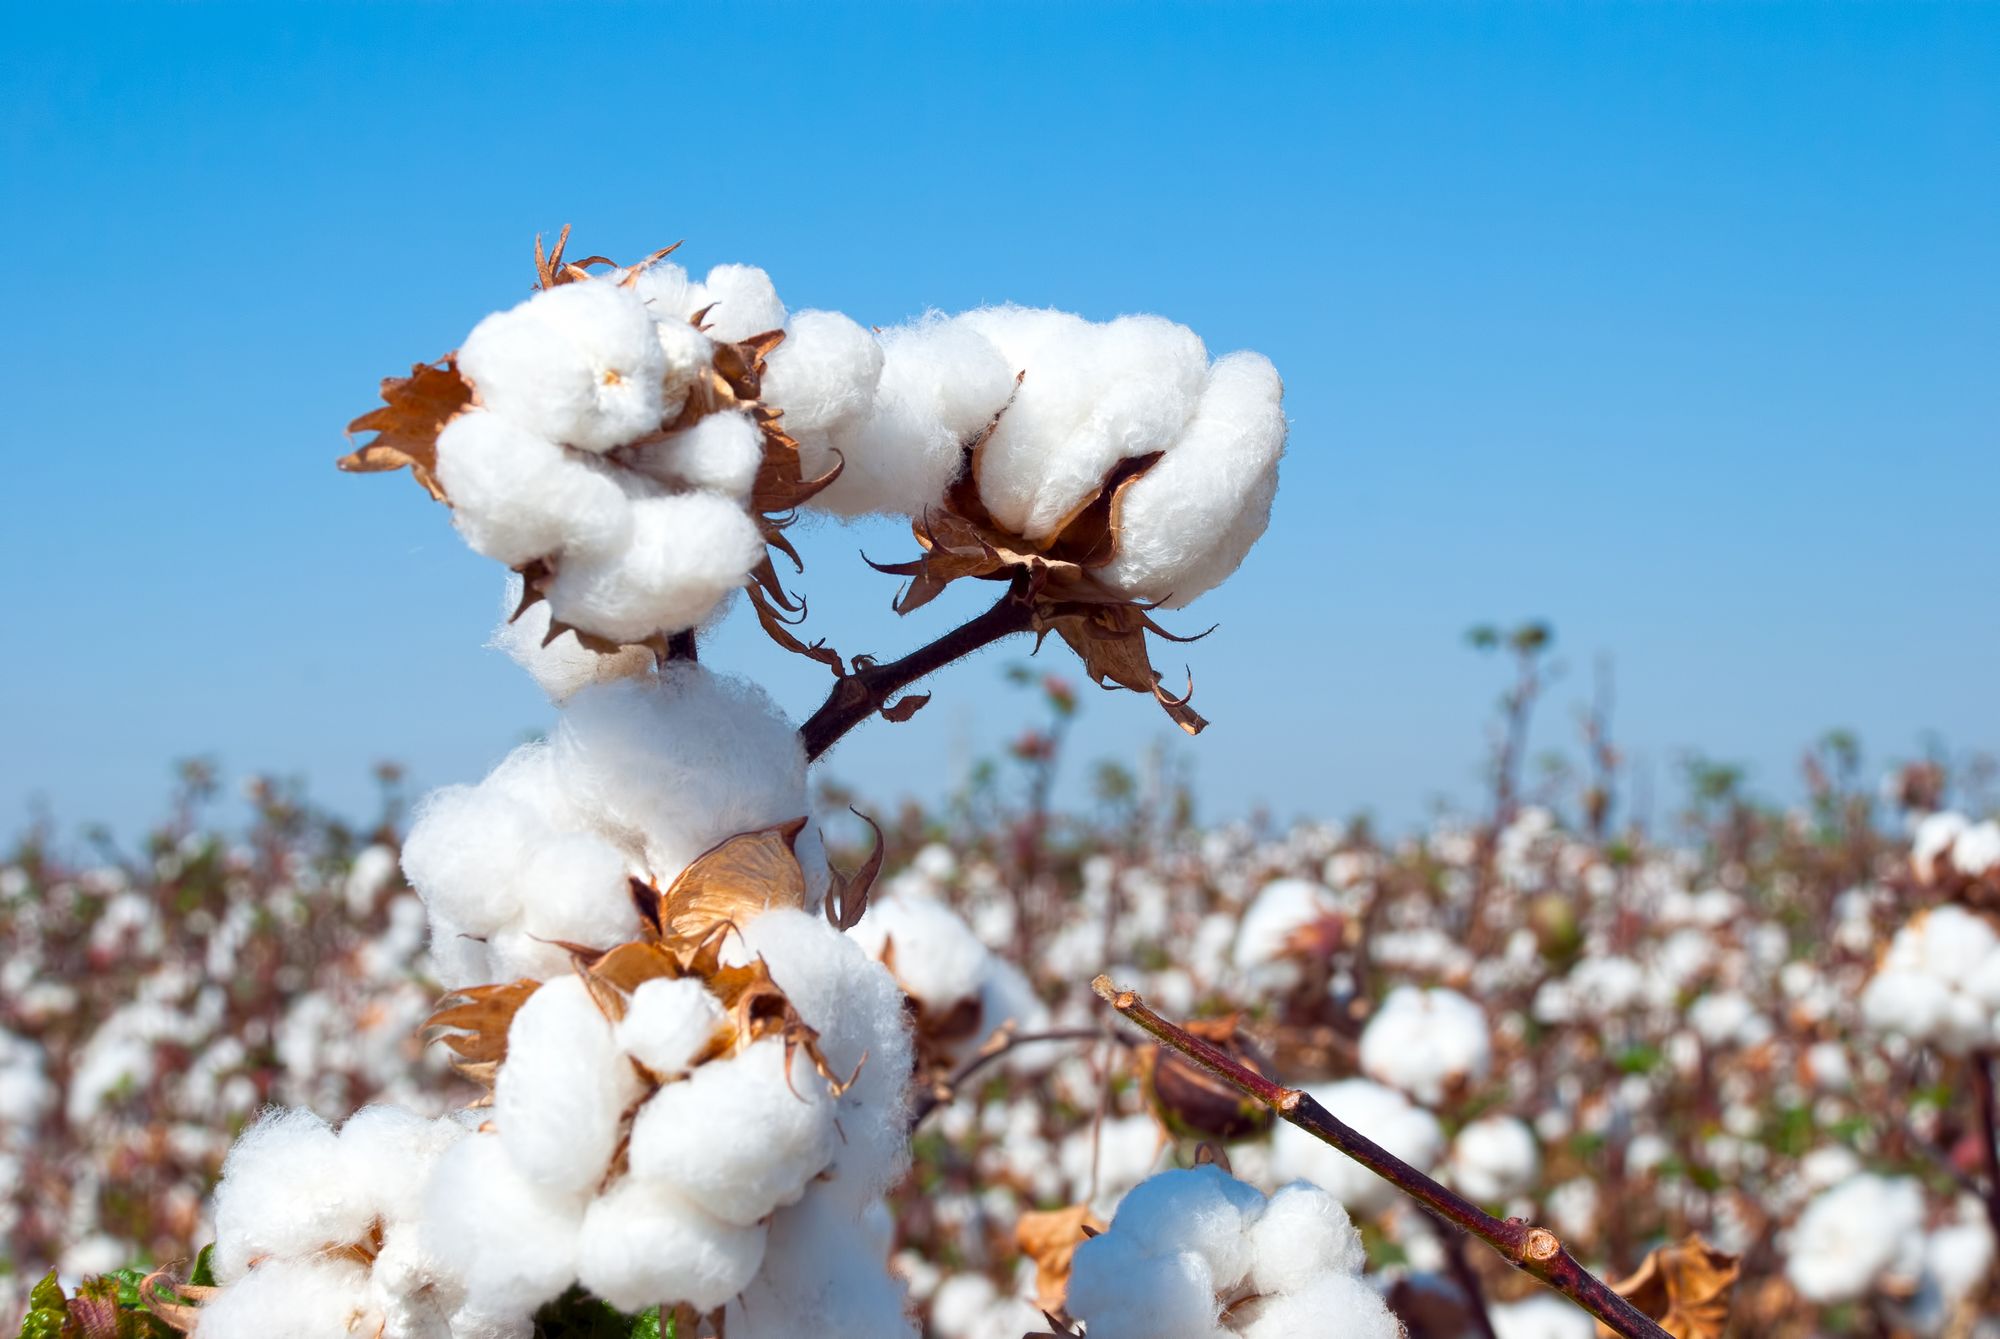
[555,666,810,891]
[1244,1180,1367,1294]
[515,830,641,952]
[628,1036,838,1226]
[212,1107,376,1283]
[629,262,699,326]
[1065,1229,1226,1339]
[458,280,667,454]
[616,975,727,1077]
[1953,820,2000,876]
[421,1134,584,1322]
[1787,1173,1928,1303]
[192,1256,377,1339]
[630,410,764,500]
[686,263,787,342]
[576,1176,767,1313]
[1489,1294,1598,1339]
[1098,352,1286,609]
[490,583,655,703]
[1271,1079,1442,1216]
[336,1105,468,1228]
[543,490,765,644]
[495,975,642,1195]
[1232,878,1338,977]
[725,1186,917,1339]
[850,892,992,1014]
[960,308,1208,542]
[1912,811,1969,881]
[400,783,547,938]
[654,316,714,424]
[435,412,632,567]
[1236,1272,1401,1339]
[1106,1165,1267,1293]
[762,309,883,443]
[1447,1114,1541,1203]
[368,1219,464,1339]
[1358,985,1492,1104]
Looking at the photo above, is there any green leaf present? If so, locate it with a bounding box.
[627,1308,664,1339]
[18,1270,68,1339]
[189,1244,217,1288]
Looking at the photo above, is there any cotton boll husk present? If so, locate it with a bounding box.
[1064,1230,1226,1339]
[616,975,727,1078]
[457,281,667,453]
[1098,352,1285,608]
[629,411,764,500]
[1448,1115,1542,1203]
[494,975,641,1195]
[725,1187,916,1339]
[1106,1166,1267,1293]
[192,1256,377,1339]
[732,909,915,1194]
[490,583,655,703]
[692,264,788,343]
[960,308,1207,541]
[554,667,814,894]
[435,413,632,567]
[628,1036,837,1225]
[1244,1180,1368,1294]
[1235,1272,1400,1339]
[515,830,641,952]
[543,491,765,644]
[400,784,544,938]
[1270,1079,1442,1216]
[212,1107,376,1283]
[337,1106,468,1228]
[421,1134,583,1320]
[575,1177,767,1312]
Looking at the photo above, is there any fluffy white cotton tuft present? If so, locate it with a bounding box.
[495,975,643,1195]
[191,1256,376,1339]
[1358,985,1493,1104]
[400,781,544,938]
[632,411,765,500]
[1861,905,2000,1054]
[725,1186,917,1339]
[1065,1229,1224,1339]
[1489,1294,1598,1339]
[1270,1079,1443,1215]
[575,1177,767,1312]
[1954,820,2000,876]
[1448,1114,1542,1203]
[1243,1180,1368,1294]
[491,590,656,703]
[211,1107,375,1283]
[435,412,633,568]
[761,309,884,505]
[1786,1173,1926,1303]
[421,1133,585,1322]
[335,1104,467,1229]
[693,263,788,342]
[1106,1165,1267,1294]
[1235,1272,1401,1339]
[617,975,727,1077]
[458,281,668,454]
[542,490,765,645]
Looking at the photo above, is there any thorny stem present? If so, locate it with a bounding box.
[1969,1050,2000,1251]
[799,579,1038,760]
[1088,975,1673,1339]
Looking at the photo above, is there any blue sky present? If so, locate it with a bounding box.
[4,3,1995,841]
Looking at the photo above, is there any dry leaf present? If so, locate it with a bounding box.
[823,809,884,932]
[424,978,542,1091]
[659,817,811,940]
[879,693,930,723]
[1599,1234,1740,1339]
[1016,1203,1107,1314]
[338,359,474,501]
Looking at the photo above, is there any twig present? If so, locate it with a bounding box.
[1969,1050,2000,1249]
[1442,1227,1501,1339]
[799,578,1037,761]
[908,1027,1111,1130]
[1089,975,1671,1339]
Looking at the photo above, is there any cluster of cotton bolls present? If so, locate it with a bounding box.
[1909,810,2000,885]
[1859,904,2000,1054]
[763,302,1287,607]
[1357,984,1492,1104]
[1784,1172,1996,1334]
[1062,1165,1399,1338]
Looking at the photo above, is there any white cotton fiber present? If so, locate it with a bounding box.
[1236,1272,1401,1339]
[1244,1179,1367,1294]
[1270,1078,1442,1216]
[400,783,545,938]
[491,582,656,703]
[495,975,641,1195]
[543,490,765,644]
[421,1133,584,1320]
[336,1105,468,1228]
[554,666,809,889]
[1106,1165,1266,1293]
[1358,985,1492,1104]
[1064,1229,1226,1339]
[762,309,884,442]
[630,262,700,327]
[959,307,1207,542]
[629,1036,837,1226]
[1232,878,1337,975]
[458,281,668,454]
[692,263,788,343]
[576,1176,767,1312]
[1447,1114,1541,1203]
[1786,1173,1926,1303]
[212,1107,376,1283]
[632,410,764,500]
[616,975,727,1077]
[653,316,714,425]
[1913,811,1970,881]
[368,1218,465,1339]
[1954,820,2000,876]
[435,412,633,567]
[516,829,641,953]
[1098,352,1286,608]
[1862,906,2000,1054]
[850,892,991,1013]
[725,1186,917,1339]
[192,1256,376,1339]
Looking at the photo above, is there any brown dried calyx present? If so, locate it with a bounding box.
[337,226,846,665]
[424,815,884,1100]
[868,383,1213,735]
[1597,1234,1740,1339]
[1017,1202,1108,1315]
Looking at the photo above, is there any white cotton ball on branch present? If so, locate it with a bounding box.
[212,1107,375,1283]
[628,1036,837,1226]
[400,782,547,938]
[1270,1079,1442,1216]
[421,1133,584,1321]
[1064,1229,1226,1339]
[576,1176,768,1313]
[959,307,1207,542]
[192,1256,376,1339]
[543,490,765,644]
[458,280,668,453]
[1786,1173,1927,1303]
[1954,820,2000,876]
[694,263,788,343]
[1236,1272,1400,1339]
[495,975,642,1196]
[1244,1180,1367,1295]
[616,976,727,1078]
[491,581,656,703]
[435,412,632,567]
[336,1105,468,1229]
[516,830,642,954]
[1105,1165,1267,1294]
[763,309,883,440]
[630,262,699,326]
[654,315,714,424]
[630,411,764,500]
[1358,985,1492,1104]
[1447,1114,1541,1204]
[725,1187,917,1339]
[1098,351,1286,608]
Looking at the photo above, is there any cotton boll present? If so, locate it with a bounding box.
[1232,878,1338,978]
[490,583,655,703]
[629,1037,837,1226]
[1236,1272,1401,1339]
[425,912,498,992]
[435,413,632,566]
[1065,1230,1226,1339]
[616,976,727,1077]
[516,830,641,953]
[961,308,1208,541]
[192,1256,377,1339]
[1107,1166,1267,1293]
[212,1107,376,1283]
[458,281,668,453]
[850,893,990,1014]
[400,783,546,938]
[1099,352,1285,608]
[576,1177,767,1312]
[337,1106,468,1228]
[543,491,765,644]
[694,264,788,343]
[1244,1180,1367,1294]
[1448,1115,1541,1203]
[629,262,700,326]
[1358,986,1492,1104]
[494,975,641,1195]
[1953,820,2000,876]
[725,1186,917,1339]
[421,1134,584,1321]
[630,411,764,500]
[762,309,884,455]
[653,316,714,424]
[1270,1079,1442,1216]
[1912,811,1969,881]
[369,1219,465,1338]
[1786,1173,1927,1303]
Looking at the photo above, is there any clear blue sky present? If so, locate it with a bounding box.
[4,3,1995,842]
